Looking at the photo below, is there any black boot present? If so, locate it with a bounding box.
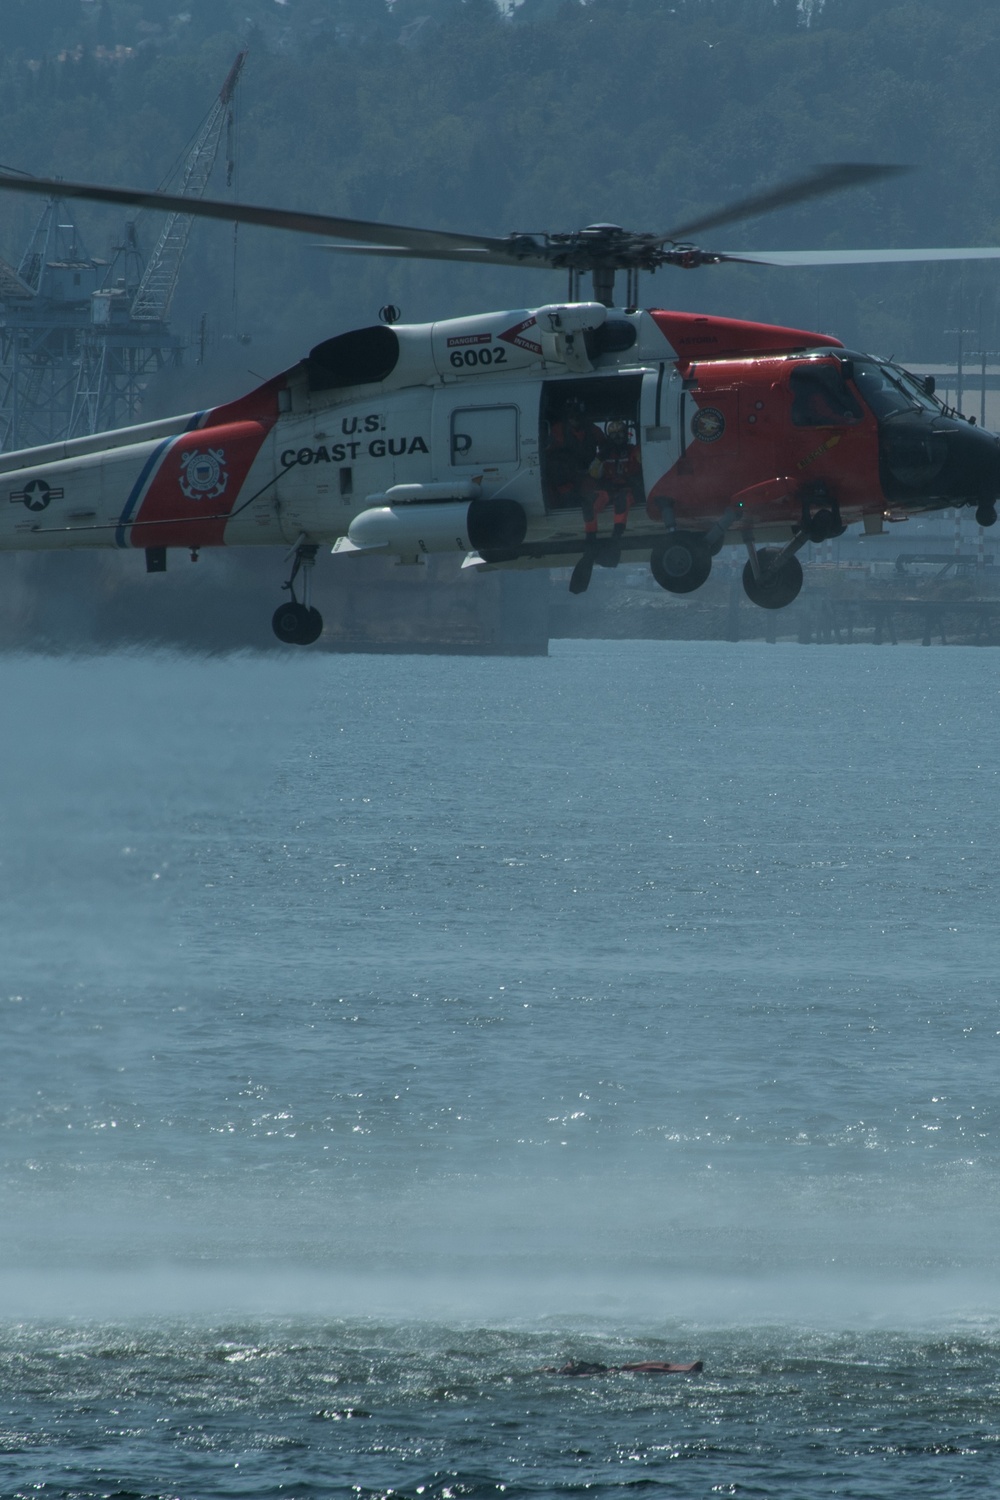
[597,522,625,569]
[569,536,597,594]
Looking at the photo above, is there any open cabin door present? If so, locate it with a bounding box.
[539,374,643,513]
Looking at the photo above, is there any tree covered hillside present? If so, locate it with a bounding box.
[1,0,999,409]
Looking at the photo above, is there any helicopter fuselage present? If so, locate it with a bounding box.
[0,301,997,634]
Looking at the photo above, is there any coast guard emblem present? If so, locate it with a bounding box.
[691,406,726,444]
[179,447,228,501]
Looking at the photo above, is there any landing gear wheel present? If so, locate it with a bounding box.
[650,532,712,594]
[976,500,997,528]
[272,601,308,643]
[297,606,323,645]
[272,601,323,644]
[742,550,804,610]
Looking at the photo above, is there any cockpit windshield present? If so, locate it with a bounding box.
[850,358,940,420]
[888,363,942,412]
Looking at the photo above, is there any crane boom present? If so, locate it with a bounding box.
[129,49,246,324]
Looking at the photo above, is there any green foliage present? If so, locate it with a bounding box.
[0,0,998,398]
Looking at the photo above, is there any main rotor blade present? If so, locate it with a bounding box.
[316,242,555,270]
[728,246,1000,267]
[661,163,911,244]
[0,172,516,259]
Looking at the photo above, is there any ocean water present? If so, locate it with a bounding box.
[2,638,1000,1498]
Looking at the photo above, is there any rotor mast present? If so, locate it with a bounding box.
[592,264,616,308]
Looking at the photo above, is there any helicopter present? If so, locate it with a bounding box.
[1,161,1000,643]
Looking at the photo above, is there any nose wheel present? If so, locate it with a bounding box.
[273,541,324,645]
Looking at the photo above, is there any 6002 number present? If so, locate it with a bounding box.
[450,346,507,369]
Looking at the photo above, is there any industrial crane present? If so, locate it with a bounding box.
[130,49,246,326]
[0,52,246,451]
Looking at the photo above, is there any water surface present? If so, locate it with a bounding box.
[2,640,999,1496]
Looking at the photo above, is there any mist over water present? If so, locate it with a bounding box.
[3,641,1000,1495]
[4,643,1000,1293]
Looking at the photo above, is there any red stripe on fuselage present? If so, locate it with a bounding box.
[129,418,273,549]
[207,373,285,428]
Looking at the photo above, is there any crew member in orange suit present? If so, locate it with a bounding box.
[547,398,607,594]
[546,398,602,512]
[589,418,643,546]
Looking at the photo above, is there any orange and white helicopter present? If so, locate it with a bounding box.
[2,161,1000,643]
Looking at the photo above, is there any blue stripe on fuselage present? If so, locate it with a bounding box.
[114,412,207,549]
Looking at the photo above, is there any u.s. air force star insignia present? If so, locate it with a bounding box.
[691,406,726,444]
[179,448,228,501]
[10,478,63,511]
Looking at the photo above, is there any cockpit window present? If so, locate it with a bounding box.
[790,362,863,426]
[850,359,936,420]
[887,363,941,412]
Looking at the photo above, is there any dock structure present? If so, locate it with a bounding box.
[736,590,1000,648]
[4,542,1000,654]
[549,533,1000,649]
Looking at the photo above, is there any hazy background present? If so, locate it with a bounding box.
[2,0,999,401]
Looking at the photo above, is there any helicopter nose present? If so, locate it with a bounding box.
[947,421,1000,501]
[880,416,1000,511]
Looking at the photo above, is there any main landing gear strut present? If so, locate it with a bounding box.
[272,541,323,645]
[741,534,805,609]
[644,492,834,611]
[645,526,808,608]
[739,492,840,608]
